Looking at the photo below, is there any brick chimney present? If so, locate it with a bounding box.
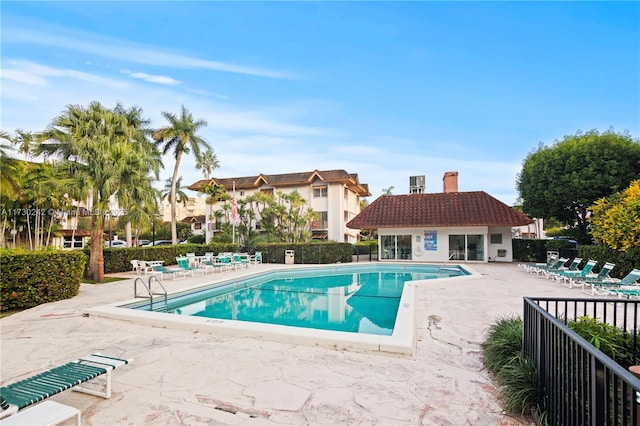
[443,171,458,193]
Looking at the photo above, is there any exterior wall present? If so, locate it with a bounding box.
[487,226,514,262]
[161,197,206,223]
[378,225,516,263]
[205,181,362,243]
[512,218,545,239]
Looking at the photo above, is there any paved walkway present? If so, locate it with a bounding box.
[1,262,585,425]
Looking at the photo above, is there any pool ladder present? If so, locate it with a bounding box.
[134,276,168,312]
[437,252,457,272]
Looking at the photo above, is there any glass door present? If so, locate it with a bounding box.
[449,235,466,260]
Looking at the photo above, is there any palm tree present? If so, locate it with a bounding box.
[115,104,162,246]
[382,186,395,195]
[196,148,220,179]
[37,101,159,281]
[154,105,210,244]
[0,131,22,200]
[12,129,34,161]
[161,176,189,207]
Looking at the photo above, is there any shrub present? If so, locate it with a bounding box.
[0,249,87,311]
[482,316,542,422]
[568,316,640,369]
[482,315,524,373]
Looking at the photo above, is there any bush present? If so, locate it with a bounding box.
[482,315,524,372]
[568,316,640,369]
[253,242,352,264]
[578,245,640,279]
[482,316,541,422]
[0,249,87,311]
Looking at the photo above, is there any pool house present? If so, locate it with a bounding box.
[347,172,532,263]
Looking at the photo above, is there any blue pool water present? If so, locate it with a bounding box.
[131,264,468,336]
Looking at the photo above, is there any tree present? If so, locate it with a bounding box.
[37,101,159,280]
[0,131,22,200]
[589,180,640,251]
[12,129,35,160]
[382,186,394,195]
[154,105,210,244]
[196,148,220,179]
[161,176,189,207]
[516,129,640,243]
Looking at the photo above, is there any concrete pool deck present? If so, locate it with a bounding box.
[1,262,586,425]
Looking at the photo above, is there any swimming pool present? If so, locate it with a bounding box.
[87,263,474,355]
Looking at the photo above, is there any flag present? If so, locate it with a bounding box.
[231,197,240,226]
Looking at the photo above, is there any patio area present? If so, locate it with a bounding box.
[0,262,585,425]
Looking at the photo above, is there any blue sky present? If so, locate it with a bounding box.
[2,1,638,206]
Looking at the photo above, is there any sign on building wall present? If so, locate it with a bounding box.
[424,230,437,251]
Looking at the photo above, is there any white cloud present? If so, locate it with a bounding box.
[2,60,128,89]
[121,70,181,86]
[5,27,296,79]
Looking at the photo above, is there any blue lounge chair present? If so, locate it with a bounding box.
[0,353,130,419]
[521,254,557,273]
[576,262,618,295]
[250,251,263,264]
[552,259,597,286]
[176,257,206,276]
[152,264,189,280]
[597,269,640,297]
[542,257,582,279]
[530,257,568,276]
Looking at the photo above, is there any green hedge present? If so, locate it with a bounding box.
[512,239,548,262]
[253,242,353,264]
[97,241,353,273]
[0,250,87,311]
[578,245,640,280]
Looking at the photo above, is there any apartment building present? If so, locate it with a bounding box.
[188,169,371,243]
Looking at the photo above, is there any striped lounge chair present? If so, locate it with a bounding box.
[0,353,130,419]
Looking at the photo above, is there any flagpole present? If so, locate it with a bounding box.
[232,181,236,244]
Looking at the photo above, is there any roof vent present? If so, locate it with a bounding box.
[409,175,425,194]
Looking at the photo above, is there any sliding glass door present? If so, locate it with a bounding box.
[380,234,412,260]
[449,234,484,261]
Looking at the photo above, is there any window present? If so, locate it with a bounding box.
[344,210,349,222]
[313,186,327,197]
[240,190,245,196]
[318,212,329,229]
[261,188,274,195]
[449,234,484,261]
[344,187,349,199]
[63,236,83,249]
[490,233,502,244]
[381,234,412,260]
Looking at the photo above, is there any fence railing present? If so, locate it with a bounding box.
[523,297,640,425]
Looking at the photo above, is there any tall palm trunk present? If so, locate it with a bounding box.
[26,214,33,249]
[170,151,183,244]
[0,216,5,248]
[88,214,105,281]
[71,201,79,248]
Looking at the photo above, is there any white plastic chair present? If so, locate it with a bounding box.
[131,260,141,275]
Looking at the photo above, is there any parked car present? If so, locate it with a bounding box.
[106,240,127,248]
[137,239,150,247]
[144,240,173,246]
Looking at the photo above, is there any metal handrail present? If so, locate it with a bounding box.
[438,252,457,272]
[133,276,168,312]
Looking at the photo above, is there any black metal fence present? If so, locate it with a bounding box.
[523,297,640,425]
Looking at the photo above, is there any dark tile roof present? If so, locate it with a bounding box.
[346,191,532,229]
[188,169,371,196]
[180,215,206,223]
